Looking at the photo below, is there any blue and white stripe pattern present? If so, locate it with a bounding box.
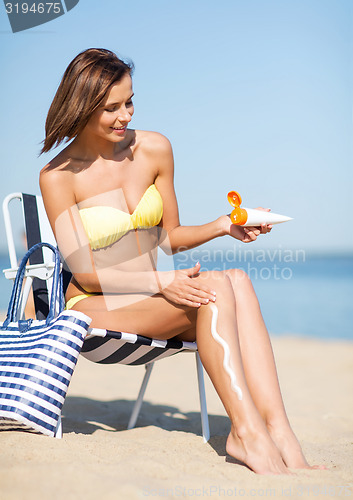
[0,242,92,436]
[0,310,90,437]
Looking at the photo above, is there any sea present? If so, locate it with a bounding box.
[0,250,352,341]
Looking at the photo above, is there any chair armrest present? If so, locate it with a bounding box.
[3,262,57,281]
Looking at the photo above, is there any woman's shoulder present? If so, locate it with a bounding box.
[39,149,75,190]
[134,129,173,156]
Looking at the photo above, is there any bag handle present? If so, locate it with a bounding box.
[3,242,64,327]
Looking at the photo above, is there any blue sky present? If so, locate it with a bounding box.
[0,0,352,255]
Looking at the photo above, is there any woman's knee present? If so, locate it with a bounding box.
[225,268,256,298]
[225,268,251,284]
[198,270,234,296]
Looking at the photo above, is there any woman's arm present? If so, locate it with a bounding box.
[153,134,269,254]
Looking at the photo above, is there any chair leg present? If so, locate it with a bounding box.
[55,414,62,439]
[195,352,210,443]
[127,362,154,430]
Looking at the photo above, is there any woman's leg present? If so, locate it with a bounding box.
[72,273,290,474]
[194,272,289,474]
[223,268,321,469]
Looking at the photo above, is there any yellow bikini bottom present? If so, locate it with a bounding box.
[65,293,95,310]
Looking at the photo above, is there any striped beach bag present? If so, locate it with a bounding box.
[0,243,92,437]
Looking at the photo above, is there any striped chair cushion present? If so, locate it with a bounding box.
[82,329,197,365]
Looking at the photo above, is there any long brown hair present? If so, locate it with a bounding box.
[41,48,134,154]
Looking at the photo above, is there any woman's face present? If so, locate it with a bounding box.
[85,73,134,141]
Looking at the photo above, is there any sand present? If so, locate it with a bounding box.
[0,335,352,499]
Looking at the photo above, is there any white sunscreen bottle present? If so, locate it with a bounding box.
[227,190,293,227]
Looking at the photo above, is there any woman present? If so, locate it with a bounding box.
[40,48,319,474]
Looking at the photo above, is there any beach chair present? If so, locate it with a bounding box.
[2,193,210,441]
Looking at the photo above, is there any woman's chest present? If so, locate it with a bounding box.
[73,158,157,209]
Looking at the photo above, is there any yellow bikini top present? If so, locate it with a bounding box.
[79,184,163,250]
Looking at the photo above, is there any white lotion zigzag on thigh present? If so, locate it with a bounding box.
[209,302,243,400]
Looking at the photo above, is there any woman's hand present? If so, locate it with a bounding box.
[218,208,272,243]
[159,262,217,308]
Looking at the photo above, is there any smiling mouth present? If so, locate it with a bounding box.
[112,126,126,130]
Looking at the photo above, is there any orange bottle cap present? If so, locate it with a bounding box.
[230,207,248,225]
[227,191,242,208]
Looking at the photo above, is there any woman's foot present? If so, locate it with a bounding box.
[226,426,291,475]
[267,422,326,470]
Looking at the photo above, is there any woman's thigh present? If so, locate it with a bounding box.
[71,269,235,340]
[72,292,198,340]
